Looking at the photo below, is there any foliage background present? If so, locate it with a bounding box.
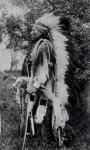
[0,0,90,150]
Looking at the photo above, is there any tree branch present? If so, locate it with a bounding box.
[46,0,55,8]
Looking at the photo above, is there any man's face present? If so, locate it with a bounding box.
[30,25,43,41]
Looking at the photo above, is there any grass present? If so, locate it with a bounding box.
[0,71,90,150]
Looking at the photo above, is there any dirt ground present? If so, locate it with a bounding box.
[0,71,90,150]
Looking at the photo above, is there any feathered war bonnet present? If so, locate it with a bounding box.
[30,9,70,133]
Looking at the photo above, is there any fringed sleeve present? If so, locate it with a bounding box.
[31,40,50,89]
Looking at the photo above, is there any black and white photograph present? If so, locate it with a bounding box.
[0,0,90,150]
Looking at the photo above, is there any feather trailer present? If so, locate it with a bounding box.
[32,11,70,135]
